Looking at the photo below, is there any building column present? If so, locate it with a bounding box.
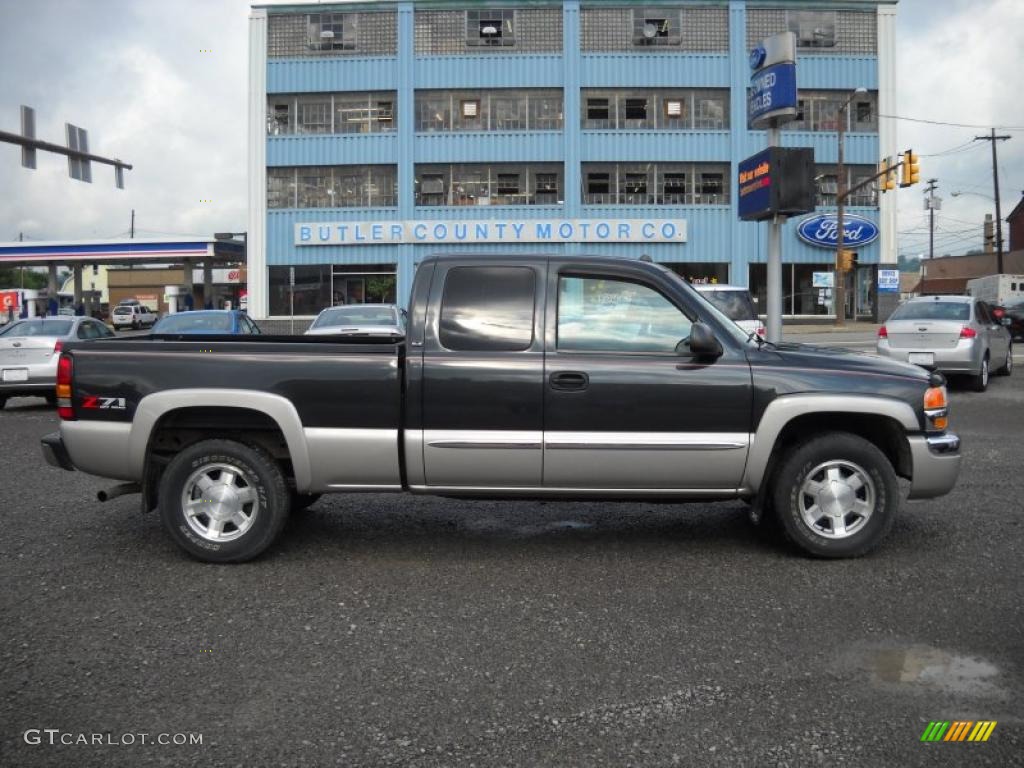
[875,4,899,321]
[47,263,58,315]
[247,9,269,318]
[396,2,415,304]
[183,258,194,309]
[203,261,214,309]
[72,266,83,314]
[562,1,581,256]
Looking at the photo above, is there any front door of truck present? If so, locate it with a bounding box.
[542,264,752,491]
[419,261,545,488]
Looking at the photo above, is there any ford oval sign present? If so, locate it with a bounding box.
[796,214,880,249]
[749,46,766,70]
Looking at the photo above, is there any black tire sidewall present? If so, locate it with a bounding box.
[159,440,289,563]
[773,433,898,558]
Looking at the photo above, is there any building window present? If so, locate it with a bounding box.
[266,166,397,209]
[781,91,878,133]
[415,164,563,206]
[787,10,837,48]
[466,9,515,47]
[749,263,837,317]
[582,163,729,205]
[581,89,728,130]
[268,264,397,316]
[268,93,397,135]
[414,90,562,132]
[307,13,357,52]
[631,7,683,46]
[815,165,877,207]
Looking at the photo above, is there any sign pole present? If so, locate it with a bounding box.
[766,124,783,343]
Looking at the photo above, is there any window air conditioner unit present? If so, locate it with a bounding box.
[320,29,335,39]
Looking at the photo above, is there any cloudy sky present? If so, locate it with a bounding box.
[1,0,1022,261]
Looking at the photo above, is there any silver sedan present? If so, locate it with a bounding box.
[876,295,1012,392]
[0,317,114,408]
[304,304,407,337]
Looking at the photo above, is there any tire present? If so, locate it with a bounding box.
[0,396,7,410]
[291,492,322,513]
[158,439,290,563]
[771,432,899,559]
[44,392,57,406]
[131,319,139,330]
[970,354,990,392]
[996,343,1012,376]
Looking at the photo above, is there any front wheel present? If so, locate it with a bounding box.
[158,439,290,563]
[772,432,898,558]
[996,343,1012,376]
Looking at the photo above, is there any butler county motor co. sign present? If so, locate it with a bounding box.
[295,219,687,246]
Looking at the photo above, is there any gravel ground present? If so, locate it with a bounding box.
[0,365,1021,767]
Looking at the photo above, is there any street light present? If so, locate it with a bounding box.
[834,86,868,327]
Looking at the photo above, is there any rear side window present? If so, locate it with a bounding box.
[439,266,536,351]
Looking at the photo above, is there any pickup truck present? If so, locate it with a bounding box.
[41,255,962,563]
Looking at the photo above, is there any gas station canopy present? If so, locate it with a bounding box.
[0,237,244,267]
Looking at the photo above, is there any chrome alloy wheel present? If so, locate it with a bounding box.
[797,460,876,539]
[180,462,259,542]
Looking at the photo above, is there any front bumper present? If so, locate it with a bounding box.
[41,432,75,471]
[907,433,961,499]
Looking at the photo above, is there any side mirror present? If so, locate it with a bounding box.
[681,322,723,359]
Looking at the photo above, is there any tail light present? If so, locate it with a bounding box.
[960,326,977,339]
[756,326,765,338]
[52,339,63,355]
[56,352,75,420]
[878,326,888,339]
[924,385,948,431]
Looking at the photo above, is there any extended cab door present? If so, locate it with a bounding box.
[418,260,546,488]
[542,262,752,491]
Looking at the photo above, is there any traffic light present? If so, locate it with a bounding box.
[879,157,896,192]
[900,149,920,187]
[836,249,855,272]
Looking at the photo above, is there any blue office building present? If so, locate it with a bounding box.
[247,0,899,322]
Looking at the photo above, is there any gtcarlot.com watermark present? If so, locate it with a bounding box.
[24,729,203,747]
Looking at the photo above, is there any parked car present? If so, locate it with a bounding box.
[304,304,407,337]
[42,255,961,563]
[111,304,157,330]
[692,284,765,338]
[1,317,113,409]
[876,295,1012,391]
[1001,300,1024,342]
[152,310,261,335]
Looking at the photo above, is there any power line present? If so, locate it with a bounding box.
[878,114,1024,131]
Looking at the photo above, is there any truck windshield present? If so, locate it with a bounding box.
[313,306,398,328]
[699,289,757,321]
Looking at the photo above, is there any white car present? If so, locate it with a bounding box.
[304,304,407,337]
[692,284,765,339]
[111,304,157,329]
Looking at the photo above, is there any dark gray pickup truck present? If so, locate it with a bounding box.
[42,255,961,562]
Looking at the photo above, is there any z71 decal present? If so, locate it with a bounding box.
[81,396,127,410]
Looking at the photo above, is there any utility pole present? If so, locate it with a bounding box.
[923,179,938,259]
[973,129,1010,273]
[130,209,135,238]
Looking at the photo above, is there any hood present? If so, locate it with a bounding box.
[759,341,933,383]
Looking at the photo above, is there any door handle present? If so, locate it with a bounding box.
[549,371,589,391]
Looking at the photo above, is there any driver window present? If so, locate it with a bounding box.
[557,275,692,353]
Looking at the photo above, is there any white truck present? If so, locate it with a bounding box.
[966,274,1024,307]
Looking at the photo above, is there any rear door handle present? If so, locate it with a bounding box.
[549,371,589,391]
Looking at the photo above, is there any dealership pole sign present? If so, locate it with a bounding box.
[796,214,880,249]
[294,219,687,246]
[747,34,798,129]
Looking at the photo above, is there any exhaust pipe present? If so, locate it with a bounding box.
[97,482,141,502]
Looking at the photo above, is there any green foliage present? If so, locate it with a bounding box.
[0,267,48,290]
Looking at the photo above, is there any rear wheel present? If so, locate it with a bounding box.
[772,432,898,558]
[970,354,990,392]
[158,439,290,563]
[0,396,7,410]
[996,343,1012,376]
[44,392,57,406]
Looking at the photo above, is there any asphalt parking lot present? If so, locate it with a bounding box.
[1,343,1021,767]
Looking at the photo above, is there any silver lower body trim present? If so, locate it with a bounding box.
[61,420,136,481]
[907,433,962,499]
[409,485,739,498]
[304,427,401,493]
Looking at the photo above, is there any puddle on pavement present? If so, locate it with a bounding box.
[870,644,1004,697]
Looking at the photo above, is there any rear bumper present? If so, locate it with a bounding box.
[876,340,981,374]
[41,432,75,471]
[907,433,961,499]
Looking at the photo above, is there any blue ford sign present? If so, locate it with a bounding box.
[749,45,766,70]
[796,214,880,249]
[747,61,797,129]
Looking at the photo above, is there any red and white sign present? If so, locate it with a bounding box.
[0,291,20,312]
